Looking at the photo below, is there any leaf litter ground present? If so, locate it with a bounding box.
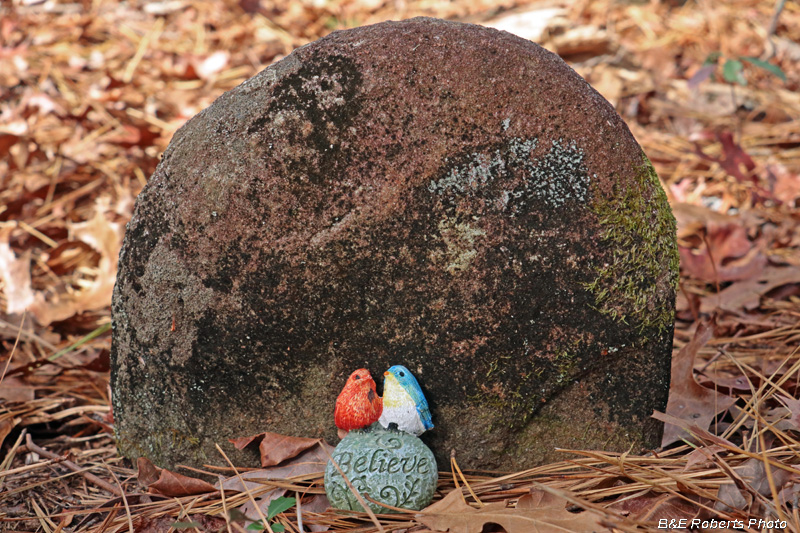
[1,0,799,531]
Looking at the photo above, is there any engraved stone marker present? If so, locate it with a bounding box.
[112,17,678,472]
[324,424,438,513]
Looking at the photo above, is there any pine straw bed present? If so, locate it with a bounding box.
[1,0,800,531]
[2,310,800,532]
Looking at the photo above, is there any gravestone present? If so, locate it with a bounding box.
[111,17,678,471]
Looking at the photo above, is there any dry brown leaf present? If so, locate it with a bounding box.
[27,196,130,325]
[0,376,35,403]
[136,456,162,486]
[0,133,20,158]
[779,482,800,508]
[218,443,332,522]
[673,203,766,283]
[698,266,800,313]
[136,457,216,497]
[769,163,800,207]
[609,492,700,523]
[0,238,34,315]
[229,433,261,450]
[0,418,16,447]
[135,514,226,533]
[679,224,765,283]
[715,457,792,513]
[417,488,610,533]
[230,431,322,467]
[775,395,800,432]
[684,445,726,471]
[259,433,324,467]
[661,321,736,447]
[694,131,758,185]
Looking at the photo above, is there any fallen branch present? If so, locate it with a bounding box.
[24,434,123,497]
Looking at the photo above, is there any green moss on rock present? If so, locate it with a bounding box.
[586,151,678,334]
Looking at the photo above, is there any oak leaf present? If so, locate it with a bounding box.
[219,441,331,530]
[137,457,216,497]
[609,493,699,523]
[229,431,321,467]
[673,203,765,283]
[698,266,800,313]
[715,458,792,513]
[417,487,610,533]
[27,196,131,325]
[660,321,736,447]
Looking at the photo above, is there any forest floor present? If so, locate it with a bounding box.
[1,0,800,531]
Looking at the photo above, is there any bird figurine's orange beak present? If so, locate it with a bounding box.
[384,371,389,376]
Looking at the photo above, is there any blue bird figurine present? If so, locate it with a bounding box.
[378,365,433,436]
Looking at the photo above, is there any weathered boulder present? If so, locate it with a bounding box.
[111,17,678,471]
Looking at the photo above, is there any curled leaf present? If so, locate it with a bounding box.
[660,321,736,447]
[417,487,609,533]
[137,457,216,497]
[230,431,320,467]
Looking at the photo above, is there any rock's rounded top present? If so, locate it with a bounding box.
[112,17,677,472]
[159,15,636,241]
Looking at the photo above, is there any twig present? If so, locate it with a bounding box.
[0,311,25,386]
[0,316,56,350]
[764,0,787,59]
[219,475,233,533]
[452,456,483,507]
[103,460,134,533]
[296,490,303,533]
[215,443,273,533]
[320,443,385,533]
[176,497,202,533]
[449,452,463,504]
[24,434,122,497]
[0,428,28,474]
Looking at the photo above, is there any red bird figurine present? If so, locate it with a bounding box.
[334,368,383,438]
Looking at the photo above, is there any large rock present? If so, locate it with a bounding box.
[111,17,678,471]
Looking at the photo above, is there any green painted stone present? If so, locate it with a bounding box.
[324,424,438,513]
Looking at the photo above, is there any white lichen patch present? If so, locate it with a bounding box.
[428,149,509,195]
[513,139,590,209]
[431,217,487,274]
[301,73,347,110]
[428,137,591,212]
[428,138,538,195]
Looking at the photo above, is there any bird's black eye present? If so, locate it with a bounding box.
[354,375,361,380]
[399,371,405,377]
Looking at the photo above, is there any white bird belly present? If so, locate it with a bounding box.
[379,404,425,436]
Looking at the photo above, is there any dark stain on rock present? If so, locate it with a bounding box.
[248,54,363,187]
[119,194,168,294]
[202,241,251,293]
[187,309,271,409]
